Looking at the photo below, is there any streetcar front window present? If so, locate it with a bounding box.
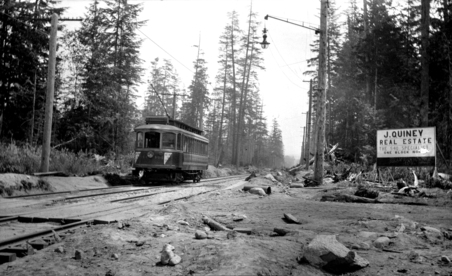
[136,132,143,148]
[144,132,160,148]
[162,132,176,149]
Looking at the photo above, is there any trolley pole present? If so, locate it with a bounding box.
[313,0,328,185]
[40,14,58,172]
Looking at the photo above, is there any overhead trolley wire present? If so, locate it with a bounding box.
[268,33,305,82]
[137,28,194,74]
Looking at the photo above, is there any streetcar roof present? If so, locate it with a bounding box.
[134,124,209,142]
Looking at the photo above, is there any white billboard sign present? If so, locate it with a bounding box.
[377,127,436,167]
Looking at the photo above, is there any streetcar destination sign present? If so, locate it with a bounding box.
[376,127,436,167]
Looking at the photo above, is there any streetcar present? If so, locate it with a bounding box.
[131,116,209,184]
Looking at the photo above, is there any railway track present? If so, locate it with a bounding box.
[0,174,246,265]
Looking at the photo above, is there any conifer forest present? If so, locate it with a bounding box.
[0,0,451,169]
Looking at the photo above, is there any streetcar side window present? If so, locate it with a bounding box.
[177,133,182,150]
[162,132,176,149]
[144,131,160,148]
[136,132,143,148]
[183,135,188,152]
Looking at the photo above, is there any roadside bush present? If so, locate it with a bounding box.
[37,179,52,191]
[0,142,132,176]
[0,143,40,174]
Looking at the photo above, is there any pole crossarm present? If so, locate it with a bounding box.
[264,15,320,34]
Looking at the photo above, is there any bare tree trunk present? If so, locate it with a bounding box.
[420,0,430,126]
[235,8,253,166]
[216,45,228,167]
[237,44,255,166]
[443,0,452,166]
[230,17,238,164]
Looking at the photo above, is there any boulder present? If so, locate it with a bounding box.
[283,213,302,224]
[441,256,451,264]
[160,244,181,266]
[421,226,443,243]
[373,237,390,249]
[264,174,277,182]
[303,235,369,274]
[195,230,208,240]
[249,187,266,196]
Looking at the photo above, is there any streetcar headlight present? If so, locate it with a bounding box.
[147,151,154,159]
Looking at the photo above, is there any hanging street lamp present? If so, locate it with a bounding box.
[260,28,270,49]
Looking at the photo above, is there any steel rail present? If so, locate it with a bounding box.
[7,185,133,199]
[0,219,92,250]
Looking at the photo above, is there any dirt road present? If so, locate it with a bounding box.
[0,173,451,276]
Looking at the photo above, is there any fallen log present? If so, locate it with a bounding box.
[202,216,231,231]
[321,194,380,203]
[321,193,429,206]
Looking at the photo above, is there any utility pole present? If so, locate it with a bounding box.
[313,0,328,185]
[300,112,307,164]
[301,126,306,165]
[40,14,58,172]
[306,79,313,170]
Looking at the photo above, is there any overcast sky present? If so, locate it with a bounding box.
[59,0,362,158]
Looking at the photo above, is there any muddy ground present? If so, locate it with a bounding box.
[0,169,452,276]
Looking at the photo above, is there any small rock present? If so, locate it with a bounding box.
[52,230,62,243]
[111,253,120,260]
[441,255,451,264]
[124,222,131,227]
[203,226,211,232]
[232,216,244,221]
[421,226,441,233]
[74,249,83,260]
[351,242,370,251]
[163,224,178,231]
[54,246,65,253]
[136,240,146,247]
[435,271,440,275]
[397,268,408,273]
[290,183,305,188]
[283,213,302,224]
[396,223,406,233]
[408,251,425,263]
[233,228,252,234]
[195,230,207,240]
[105,269,115,276]
[227,231,238,240]
[274,228,290,236]
[373,237,390,249]
[117,222,124,229]
[177,220,189,226]
[358,231,378,240]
